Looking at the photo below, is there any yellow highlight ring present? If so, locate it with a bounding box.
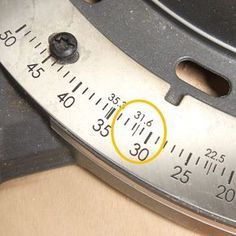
[111,99,167,164]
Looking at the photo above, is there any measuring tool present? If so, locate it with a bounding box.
[0,0,235,234]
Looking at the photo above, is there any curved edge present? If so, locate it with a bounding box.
[51,119,235,235]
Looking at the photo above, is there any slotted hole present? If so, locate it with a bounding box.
[176,60,230,97]
[83,0,101,3]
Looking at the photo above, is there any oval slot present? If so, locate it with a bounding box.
[83,0,101,3]
[176,60,230,97]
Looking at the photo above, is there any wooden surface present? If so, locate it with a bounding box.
[0,165,208,236]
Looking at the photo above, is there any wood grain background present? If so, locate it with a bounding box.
[0,165,221,236]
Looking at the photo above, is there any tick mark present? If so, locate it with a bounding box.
[15,24,27,33]
[105,107,116,120]
[155,136,160,144]
[40,48,47,55]
[124,118,130,126]
[228,171,235,185]
[70,77,76,83]
[29,36,36,42]
[144,132,153,144]
[82,87,88,94]
[34,42,42,49]
[72,82,82,93]
[179,149,184,157]
[213,164,217,173]
[89,93,95,100]
[132,124,140,136]
[171,145,176,153]
[24,30,31,36]
[204,160,209,169]
[95,98,102,105]
[163,140,168,149]
[57,66,64,72]
[41,54,51,64]
[221,167,226,176]
[103,103,108,110]
[51,60,57,67]
[206,162,213,175]
[185,153,192,166]
[117,113,123,121]
[195,157,201,165]
[132,123,137,131]
[63,71,70,78]
[139,127,145,135]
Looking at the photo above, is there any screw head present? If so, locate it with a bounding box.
[49,32,79,63]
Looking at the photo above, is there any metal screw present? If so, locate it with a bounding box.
[49,32,79,64]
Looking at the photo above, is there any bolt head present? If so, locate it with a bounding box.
[49,32,78,63]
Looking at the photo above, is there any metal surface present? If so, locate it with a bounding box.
[0,0,235,234]
[72,0,236,116]
[152,0,236,53]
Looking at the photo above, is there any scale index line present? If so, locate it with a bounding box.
[144,132,153,144]
[29,36,37,42]
[139,127,145,135]
[131,123,137,131]
[34,42,42,49]
[24,30,31,36]
[155,136,160,144]
[105,107,116,120]
[206,162,213,175]
[195,157,201,165]
[95,98,102,105]
[228,171,235,184]
[89,93,95,100]
[171,145,176,153]
[102,103,108,110]
[117,113,123,121]
[124,118,130,126]
[72,82,82,93]
[132,124,140,136]
[82,87,88,94]
[41,54,51,64]
[221,167,226,176]
[15,24,27,33]
[185,153,192,166]
[70,77,76,83]
[212,164,217,172]
[63,71,70,78]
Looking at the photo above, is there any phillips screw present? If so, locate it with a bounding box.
[49,32,79,64]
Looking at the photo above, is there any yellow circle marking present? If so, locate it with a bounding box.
[111,99,167,164]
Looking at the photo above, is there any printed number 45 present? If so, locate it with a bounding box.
[27,64,45,78]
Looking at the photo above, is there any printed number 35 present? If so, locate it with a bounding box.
[93,119,111,137]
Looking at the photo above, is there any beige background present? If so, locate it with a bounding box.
[0,164,217,236]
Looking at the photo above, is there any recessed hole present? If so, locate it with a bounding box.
[176,60,230,97]
[83,0,101,3]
